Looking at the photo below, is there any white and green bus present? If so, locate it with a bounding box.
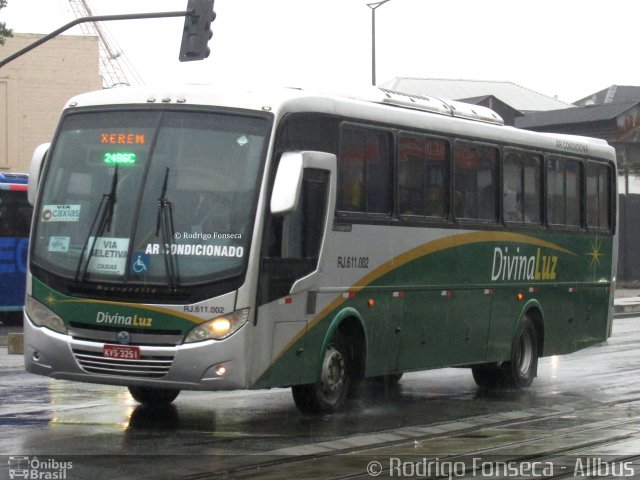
[24,86,617,413]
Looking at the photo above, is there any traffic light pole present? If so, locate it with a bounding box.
[0,10,191,69]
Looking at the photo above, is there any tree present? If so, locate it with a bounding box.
[0,0,13,46]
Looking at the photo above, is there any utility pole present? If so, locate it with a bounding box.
[366,0,392,86]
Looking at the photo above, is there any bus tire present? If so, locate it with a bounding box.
[368,372,403,387]
[471,366,502,389]
[383,372,403,384]
[128,386,180,406]
[501,316,538,389]
[292,334,351,414]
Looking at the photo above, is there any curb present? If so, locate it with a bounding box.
[613,297,640,316]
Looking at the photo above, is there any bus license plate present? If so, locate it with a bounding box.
[104,344,140,360]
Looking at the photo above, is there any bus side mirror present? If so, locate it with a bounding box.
[28,143,49,206]
[270,151,336,215]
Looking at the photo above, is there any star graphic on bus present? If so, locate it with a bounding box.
[587,237,603,270]
[45,293,57,307]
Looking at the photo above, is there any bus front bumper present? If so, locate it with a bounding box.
[23,314,249,391]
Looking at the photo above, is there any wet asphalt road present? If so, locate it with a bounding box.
[2,316,640,479]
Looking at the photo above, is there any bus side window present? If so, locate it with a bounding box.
[259,169,329,304]
[0,191,33,237]
[503,152,523,222]
[503,150,541,225]
[547,156,583,228]
[586,161,612,230]
[454,141,498,222]
[397,133,448,218]
[523,155,542,225]
[337,126,392,215]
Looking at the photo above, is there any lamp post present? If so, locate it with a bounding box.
[366,0,392,86]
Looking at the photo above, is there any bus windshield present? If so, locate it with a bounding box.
[31,109,269,287]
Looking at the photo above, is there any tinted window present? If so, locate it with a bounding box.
[0,190,32,237]
[397,133,448,218]
[503,150,541,225]
[586,162,611,230]
[454,142,498,221]
[338,126,392,215]
[547,156,582,227]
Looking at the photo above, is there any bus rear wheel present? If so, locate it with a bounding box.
[472,316,538,390]
[471,365,502,388]
[501,316,538,389]
[128,386,180,406]
[292,334,351,414]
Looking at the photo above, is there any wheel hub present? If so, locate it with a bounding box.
[517,330,533,375]
[320,346,346,396]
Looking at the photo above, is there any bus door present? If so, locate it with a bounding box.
[258,167,330,385]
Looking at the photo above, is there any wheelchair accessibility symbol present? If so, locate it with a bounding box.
[131,253,149,273]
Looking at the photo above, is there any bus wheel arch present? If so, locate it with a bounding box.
[320,308,367,383]
[292,309,367,414]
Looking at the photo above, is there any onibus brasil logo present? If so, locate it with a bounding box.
[8,456,73,479]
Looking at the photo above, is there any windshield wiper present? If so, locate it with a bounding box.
[74,164,118,282]
[156,167,179,290]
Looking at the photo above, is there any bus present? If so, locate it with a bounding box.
[23,86,616,413]
[0,173,32,324]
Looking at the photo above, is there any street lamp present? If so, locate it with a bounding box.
[366,0,392,86]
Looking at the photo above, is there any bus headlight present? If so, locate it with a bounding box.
[184,308,250,343]
[25,295,67,334]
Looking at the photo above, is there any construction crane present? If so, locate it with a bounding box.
[68,0,143,88]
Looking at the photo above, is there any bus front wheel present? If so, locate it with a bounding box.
[128,386,180,406]
[292,334,351,414]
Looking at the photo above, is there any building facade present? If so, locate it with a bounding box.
[0,33,101,173]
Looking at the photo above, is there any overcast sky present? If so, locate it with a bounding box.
[2,0,638,103]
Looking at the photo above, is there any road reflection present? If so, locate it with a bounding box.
[127,404,182,431]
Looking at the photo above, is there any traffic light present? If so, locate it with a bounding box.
[179,0,216,62]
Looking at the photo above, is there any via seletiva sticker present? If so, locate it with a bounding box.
[85,237,130,275]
